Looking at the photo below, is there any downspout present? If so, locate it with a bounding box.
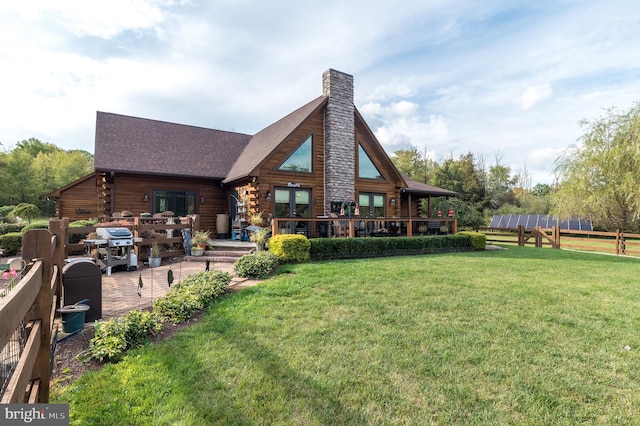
[110,171,115,217]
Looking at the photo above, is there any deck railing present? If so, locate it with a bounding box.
[64,216,197,260]
[270,217,457,238]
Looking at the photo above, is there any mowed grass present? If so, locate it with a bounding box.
[53,246,640,425]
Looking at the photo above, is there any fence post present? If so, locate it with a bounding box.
[616,229,620,255]
[518,225,524,246]
[619,230,625,255]
[48,220,66,310]
[22,230,55,402]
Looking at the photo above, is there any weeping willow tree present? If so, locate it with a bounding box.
[551,101,640,232]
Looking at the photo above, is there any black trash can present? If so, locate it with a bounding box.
[62,259,102,322]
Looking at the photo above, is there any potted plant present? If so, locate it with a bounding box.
[192,230,211,249]
[249,227,270,251]
[249,210,265,226]
[149,241,162,268]
[191,243,205,257]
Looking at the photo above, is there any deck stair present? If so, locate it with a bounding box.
[184,240,255,263]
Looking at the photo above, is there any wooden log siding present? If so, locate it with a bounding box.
[54,174,101,220]
[108,173,227,232]
[257,108,326,217]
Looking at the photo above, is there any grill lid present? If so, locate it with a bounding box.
[96,227,133,239]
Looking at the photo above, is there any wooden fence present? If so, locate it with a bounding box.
[64,215,198,260]
[479,225,639,256]
[0,223,65,403]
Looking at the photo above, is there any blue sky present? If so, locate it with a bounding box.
[1,0,639,185]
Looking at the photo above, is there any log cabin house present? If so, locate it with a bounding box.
[48,69,456,237]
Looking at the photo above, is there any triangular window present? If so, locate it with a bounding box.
[358,143,384,180]
[278,135,312,173]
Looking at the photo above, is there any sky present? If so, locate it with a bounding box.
[1,1,639,185]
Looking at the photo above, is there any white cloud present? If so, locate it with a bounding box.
[519,84,553,110]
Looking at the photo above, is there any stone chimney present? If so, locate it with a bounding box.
[323,69,355,214]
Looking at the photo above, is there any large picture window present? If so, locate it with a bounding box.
[153,191,196,216]
[278,135,312,173]
[358,143,384,180]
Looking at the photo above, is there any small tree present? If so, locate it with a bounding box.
[9,203,41,224]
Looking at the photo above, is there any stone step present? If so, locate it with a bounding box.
[184,249,253,264]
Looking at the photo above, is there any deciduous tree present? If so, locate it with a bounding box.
[551,101,640,231]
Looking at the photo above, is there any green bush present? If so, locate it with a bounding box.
[153,270,231,324]
[456,231,487,251]
[268,234,311,263]
[0,223,24,236]
[234,251,278,279]
[309,235,473,260]
[88,310,162,362]
[0,205,16,223]
[20,220,49,233]
[0,232,22,256]
[69,219,98,244]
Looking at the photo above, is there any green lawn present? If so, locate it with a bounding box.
[53,246,640,425]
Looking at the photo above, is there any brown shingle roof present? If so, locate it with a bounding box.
[224,96,327,184]
[94,112,252,179]
[400,172,458,196]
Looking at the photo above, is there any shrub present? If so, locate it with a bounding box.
[0,232,22,256]
[268,234,310,263]
[309,235,473,260]
[0,205,16,223]
[457,231,487,251]
[153,270,231,323]
[0,223,24,236]
[20,221,49,233]
[88,310,162,362]
[69,219,99,244]
[234,251,278,279]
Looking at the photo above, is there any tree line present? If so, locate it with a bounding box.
[391,148,552,227]
[392,100,640,232]
[0,138,93,217]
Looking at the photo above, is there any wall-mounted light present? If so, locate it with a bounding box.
[143,193,149,202]
[200,196,205,204]
[389,197,396,207]
[265,190,271,202]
